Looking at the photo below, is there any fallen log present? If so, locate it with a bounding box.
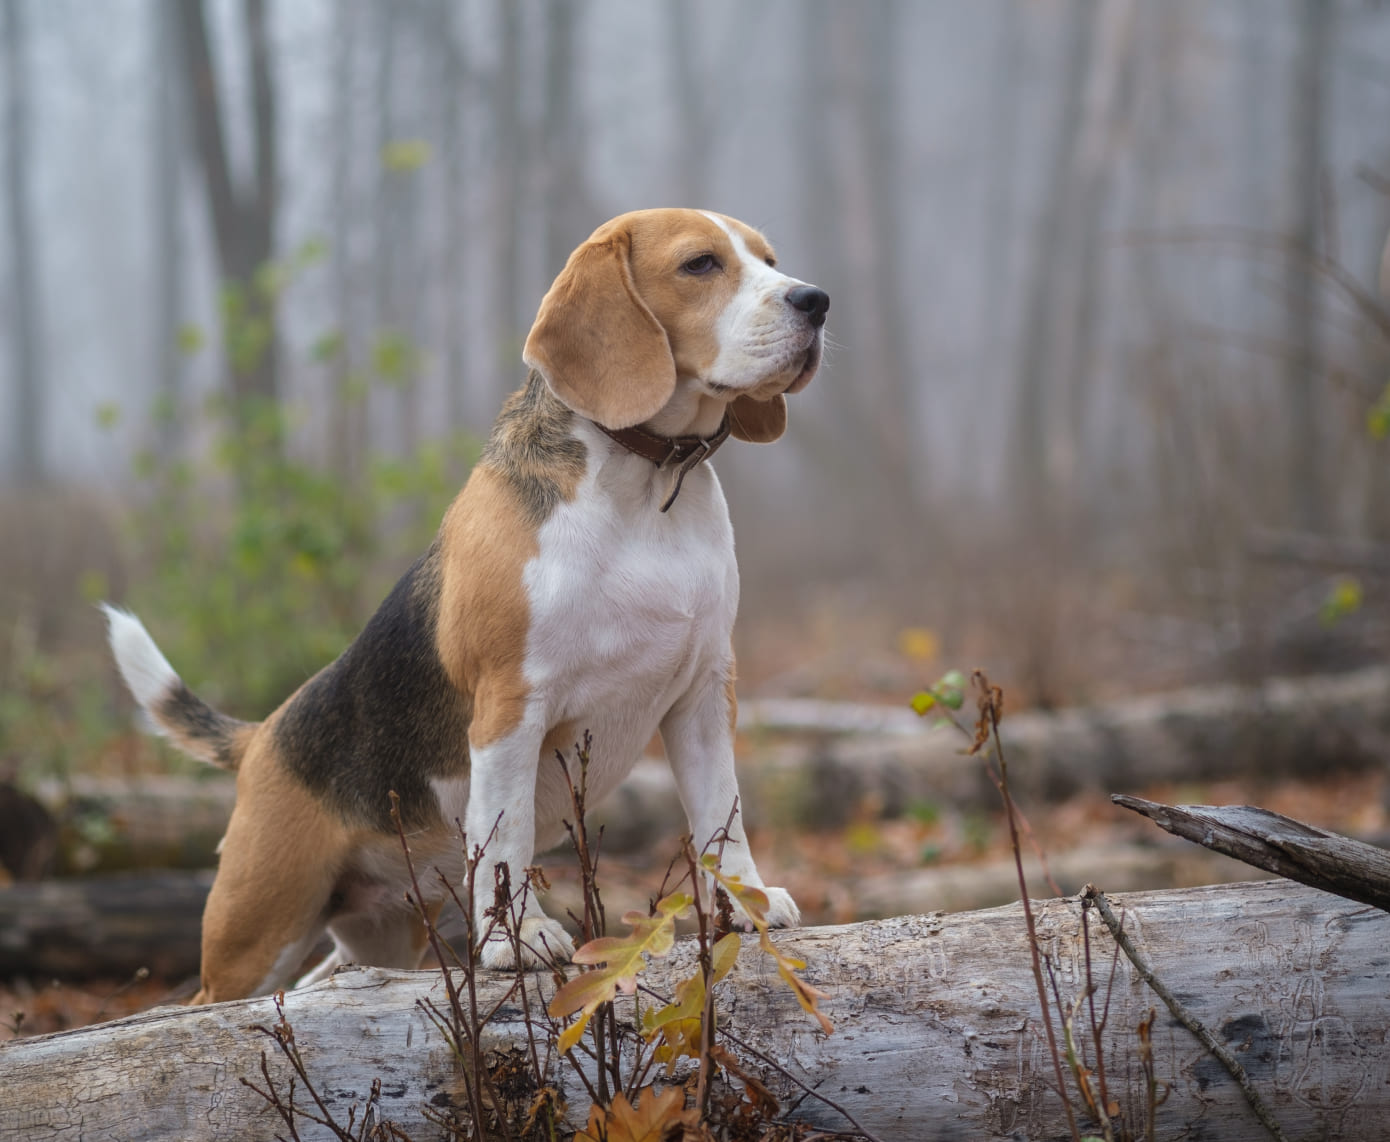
[31,775,236,874]
[32,667,1390,872]
[0,870,211,980]
[3,878,1386,1140]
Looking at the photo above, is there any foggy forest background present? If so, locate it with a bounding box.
[4,0,1390,752]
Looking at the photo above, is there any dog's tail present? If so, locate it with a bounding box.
[100,604,255,772]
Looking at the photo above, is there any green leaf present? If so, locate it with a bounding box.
[934,669,967,710]
[253,260,288,303]
[372,331,419,385]
[176,324,206,355]
[1369,383,1390,440]
[295,236,328,268]
[78,569,109,604]
[94,402,121,431]
[312,330,344,363]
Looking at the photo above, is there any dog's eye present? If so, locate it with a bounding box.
[682,254,719,275]
[764,256,777,268]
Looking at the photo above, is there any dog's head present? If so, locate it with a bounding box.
[523,209,828,443]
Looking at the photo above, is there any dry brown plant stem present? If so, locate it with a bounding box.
[971,671,1083,1142]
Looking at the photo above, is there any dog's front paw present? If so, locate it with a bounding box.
[479,916,576,970]
[760,886,801,928]
[729,885,801,931]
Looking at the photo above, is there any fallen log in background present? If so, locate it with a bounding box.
[27,666,1389,874]
[744,663,1390,826]
[0,870,211,980]
[0,838,1272,980]
[3,879,1387,1141]
[29,775,236,874]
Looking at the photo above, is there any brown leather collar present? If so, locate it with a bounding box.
[594,415,732,512]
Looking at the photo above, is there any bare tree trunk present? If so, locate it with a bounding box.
[176,0,281,413]
[855,0,917,507]
[1058,0,1137,505]
[540,0,591,281]
[329,0,365,482]
[370,0,401,455]
[3,0,43,486]
[3,880,1387,1140]
[787,1,926,579]
[1284,0,1332,532]
[435,0,469,431]
[980,0,1023,425]
[665,0,709,206]
[491,0,524,405]
[1008,0,1095,533]
[151,0,186,462]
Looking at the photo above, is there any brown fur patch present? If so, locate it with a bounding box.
[436,465,541,750]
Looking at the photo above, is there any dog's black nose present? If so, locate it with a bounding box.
[786,285,830,328]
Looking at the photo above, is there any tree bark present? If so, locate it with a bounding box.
[3,879,1387,1140]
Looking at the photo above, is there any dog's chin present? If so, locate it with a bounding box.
[782,343,822,395]
[714,344,821,404]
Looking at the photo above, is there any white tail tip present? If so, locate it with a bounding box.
[99,603,180,713]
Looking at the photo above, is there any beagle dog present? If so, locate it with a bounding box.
[104,208,828,1004]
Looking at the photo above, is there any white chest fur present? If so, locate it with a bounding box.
[523,440,738,798]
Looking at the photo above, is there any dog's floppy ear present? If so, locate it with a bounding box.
[727,393,787,443]
[523,226,676,430]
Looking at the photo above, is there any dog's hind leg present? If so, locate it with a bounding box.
[191,763,349,1004]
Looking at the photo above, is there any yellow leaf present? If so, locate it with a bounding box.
[897,626,940,661]
[703,859,833,1037]
[556,1007,592,1055]
[548,893,692,1053]
[1320,575,1363,625]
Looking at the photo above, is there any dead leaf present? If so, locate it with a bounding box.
[575,1085,695,1142]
